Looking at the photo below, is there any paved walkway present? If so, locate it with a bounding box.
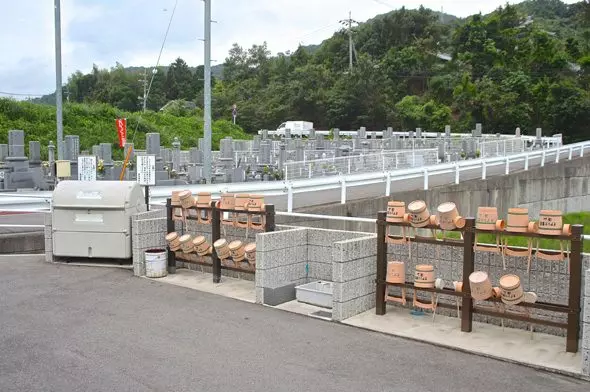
[1,259,588,392]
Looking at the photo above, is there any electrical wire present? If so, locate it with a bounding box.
[0,91,45,97]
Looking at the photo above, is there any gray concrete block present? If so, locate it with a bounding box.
[307,228,365,246]
[262,281,305,306]
[257,247,306,271]
[332,235,377,262]
[44,225,52,240]
[332,256,375,283]
[309,262,332,281]
[333,275,376,303]
[583,323,590,350]
[332,294,375,321]
[262,263,306,289]
[583,348,590,376]
[586,269,590,298]
[585,298,590,323]
[255,286,264,304]
[44,238,52,252]
[257,228,306,252]
[44,212,52,226]
[45,251,53,263]
[133,233,166,251]
[307,245,332,264]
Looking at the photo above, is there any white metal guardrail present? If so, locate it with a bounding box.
[0,140,588,213]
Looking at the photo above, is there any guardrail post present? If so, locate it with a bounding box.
[505,158,509,175]
[556,148,560,163]
[381,152,385,171]
[581,145,584,158]
[541,151,546,167]
[482,161,486,180]
[284,167,288,181]
[308,163,312,179]
[524,154,529,171]
[423,169,429,190]
[385,173,391,197]
[287,183,293,213]
[348,158,352,174]
[454,164,460,184]
[340,178,346,204]
[568,146,573,160]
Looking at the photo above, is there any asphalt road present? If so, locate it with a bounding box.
[1,258,587,392]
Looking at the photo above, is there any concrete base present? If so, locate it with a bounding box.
[147,268,256,303]
[0,232,44,254]
[344,306,586,379]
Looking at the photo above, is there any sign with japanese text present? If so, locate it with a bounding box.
[137,155,155,186]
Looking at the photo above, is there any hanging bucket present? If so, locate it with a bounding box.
[247,195,266,230]
[408,200,431,228]
[499,274,524,305]
[178,191,194,209]
[538,210,564,235]
[179,234,194,254]
[219,193,236,226]
[476,207,504,231]
[453,281,463,292]
[245,243,256,265]
[196,192,213,224]
[414,264,435,288]
[214,238,231,260]
[437,202,466,230]
[234,194,251,228]
[229,240,246,262]
[145,249,168,278]
[192,236,212,257]
[386,261,405,284]
[386,201,408,223]
[469,271,493,301]
[165,232,181,251]
[171,190,186,221]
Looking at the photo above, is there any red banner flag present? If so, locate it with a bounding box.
[116,118,127,148]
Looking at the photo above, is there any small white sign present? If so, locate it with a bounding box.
[137,155,156,186]
[78,156,97,181]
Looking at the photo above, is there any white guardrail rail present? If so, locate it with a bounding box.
[0,141,588,213]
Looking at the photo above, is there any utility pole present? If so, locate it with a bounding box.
[54,0,64,160]
[139,68,148,112]
[339,11,358,72]
[203,0,212,183]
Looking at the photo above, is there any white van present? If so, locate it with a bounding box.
[276,121,314,137]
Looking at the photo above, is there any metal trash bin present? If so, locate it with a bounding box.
[52,180,146,259]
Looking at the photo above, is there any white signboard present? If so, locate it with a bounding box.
[78,156,96,181]
[137,155,156,186]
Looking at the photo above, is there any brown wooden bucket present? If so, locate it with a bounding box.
[245,243,256,265]
[476,207,505,231]
[538,210,563,235]
[196,192,212,208]
[499,274,524,305]
[469,271,493,301]
[179,234,194,253]
[171,190,187,221]
[506,208,530,233]
[386,201,407,223]
[414,264,435,288]
[386,261,405,284]
[165,232,181,251]
[234,194,250,228]
[178,191,194,209]
[247,195,266,230]
[437,202,465,230]
[408,200,430,228]
[229,240,246,262]
[214,239,231,259]
[192,236,211,256]
[219,193,235,226]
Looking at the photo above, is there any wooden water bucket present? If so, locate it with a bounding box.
[414,264,435,288]
[469,271,493,301]
[538,210,564,235]
[219,193,235,226]
[476,207,505,231]
[195,192,213,224]
[386,201,407,223]
[247,195,266,230]
[214,239,231,260]
[171,190,187,221]
[453,281,463,292]
[179,234,194,254]
[437,202,466,230]
[408,200,431,228]
[165,232,181,251]
[506,208,530,233]
[234,194,250,228]
[499,274,524,305]
[245,243,256,265]
[178,191,194,209]
[229,240,246,262]
[192,236,211,256]
[386,261,405,284]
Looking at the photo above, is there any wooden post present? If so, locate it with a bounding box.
[566,224,583,353]
[166,198,176,274]
[211,200,221,283]
[461,218,475,332]
[265,204,275,232]
[376,211,387,315]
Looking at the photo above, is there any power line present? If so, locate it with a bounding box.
[0,91,46,97]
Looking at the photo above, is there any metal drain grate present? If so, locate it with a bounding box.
[311,310,332,319]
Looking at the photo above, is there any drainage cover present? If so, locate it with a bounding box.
[311,310,332,319]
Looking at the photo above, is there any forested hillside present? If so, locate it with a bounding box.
[23,0,590,143]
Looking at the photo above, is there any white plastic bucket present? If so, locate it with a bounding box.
[145,249,168,278]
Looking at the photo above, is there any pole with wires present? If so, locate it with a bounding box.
[203,0,213,183]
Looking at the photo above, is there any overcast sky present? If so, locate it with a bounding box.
[0,0,580,97]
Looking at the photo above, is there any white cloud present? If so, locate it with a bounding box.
[0,0,582,96]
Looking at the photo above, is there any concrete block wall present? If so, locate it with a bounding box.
[332,235,377,321]
[131,209,167,277]
[44,212,53,262]
[583,269,590,376]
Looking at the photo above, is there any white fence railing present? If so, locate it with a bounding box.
[0,141,588,213]
[283,149,439,181]
[479,139,527,158]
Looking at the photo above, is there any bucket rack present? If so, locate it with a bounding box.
[375,212,584,353]
[166,197,275,283]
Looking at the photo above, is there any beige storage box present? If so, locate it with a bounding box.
[51,181,146,259]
